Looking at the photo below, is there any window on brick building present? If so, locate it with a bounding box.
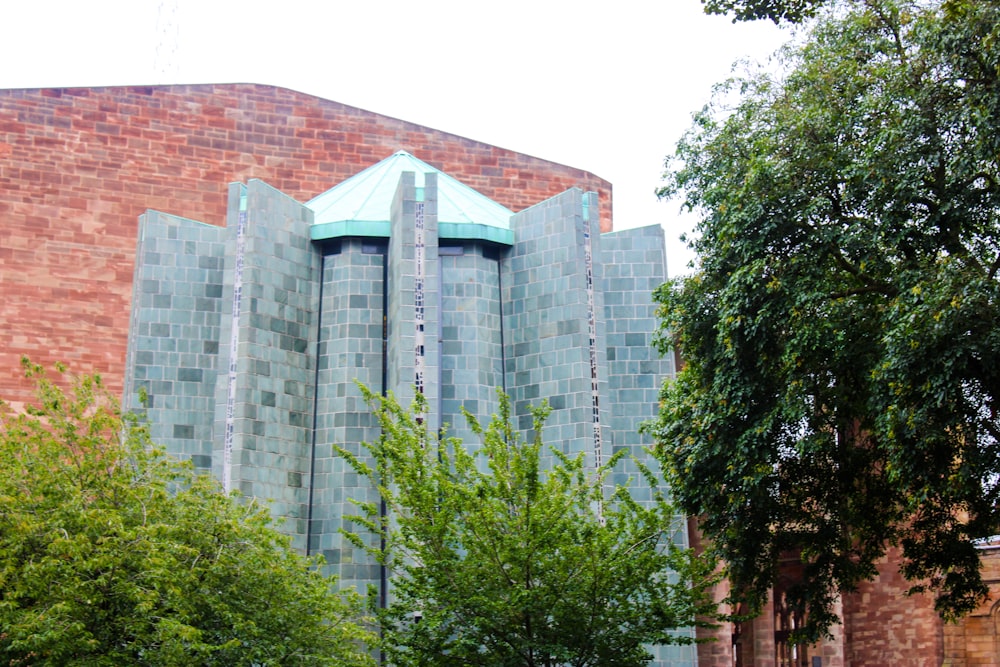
[732,602,747,667]
[774,588,809,667]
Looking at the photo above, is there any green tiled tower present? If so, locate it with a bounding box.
[125,151,692,665]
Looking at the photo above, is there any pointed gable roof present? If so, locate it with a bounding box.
[307,151,514,245]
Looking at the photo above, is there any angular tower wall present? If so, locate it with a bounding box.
[310,238,386,588]
[503,189,610,469]
[212,179,320,551]
[601,224,696,665]
[123,210,226,469]
[439,243,504,445]
[601,224,675,466]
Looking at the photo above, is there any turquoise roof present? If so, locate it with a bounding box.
[307,151,514,245]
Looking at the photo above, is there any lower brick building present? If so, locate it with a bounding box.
[690,534,1000,666]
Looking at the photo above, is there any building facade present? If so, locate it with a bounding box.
[0,84,610,408]
[122,150,693,666]
[3,83,999,665]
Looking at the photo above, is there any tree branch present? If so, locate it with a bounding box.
[828,245,899,297]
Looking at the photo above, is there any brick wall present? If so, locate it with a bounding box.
[942,546,1000,667]
[0,83,612,404]
[691,519,737,667]
[694,531,952,666]
[842,547,945,666]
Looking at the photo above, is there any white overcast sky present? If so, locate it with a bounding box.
[1,0,790,275]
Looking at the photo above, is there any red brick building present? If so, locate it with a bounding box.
[2,82,997,665]
[690,529,1000,665]
[0,83,611,406]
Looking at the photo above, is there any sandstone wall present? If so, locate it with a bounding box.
[942,546,1000,667]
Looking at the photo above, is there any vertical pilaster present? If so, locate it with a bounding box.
[386,172,439,430]
[213,179,320,551]
[820,594,847,667]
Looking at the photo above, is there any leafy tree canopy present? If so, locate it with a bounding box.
[651,0,1000,641]
[0,360,374,666]
[700,0,828,23]
[338,388,718,667]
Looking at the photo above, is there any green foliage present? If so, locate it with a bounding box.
[0,359,375,666]
[652,0,1000,642]
[337,387,718,667]
[700,0,828,23]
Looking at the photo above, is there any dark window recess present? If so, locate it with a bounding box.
[322,240,342,256]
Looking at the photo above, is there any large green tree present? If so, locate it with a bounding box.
[0,360,374,666]
[650,0,1000,641]
[338,388,717,667]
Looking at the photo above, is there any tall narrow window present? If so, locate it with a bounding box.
[414,201,426,399]
[774,588,808,667]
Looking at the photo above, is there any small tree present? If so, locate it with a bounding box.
[337,387,717,667]
[0,359,375,666]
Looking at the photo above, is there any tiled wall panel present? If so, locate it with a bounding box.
[123,210,225,469]
[600,225,675,467]
[311,239,385,588]
[213,179,319,551]
[504,189,610,470]
[439,245,503,445]
[600,225,695,664]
